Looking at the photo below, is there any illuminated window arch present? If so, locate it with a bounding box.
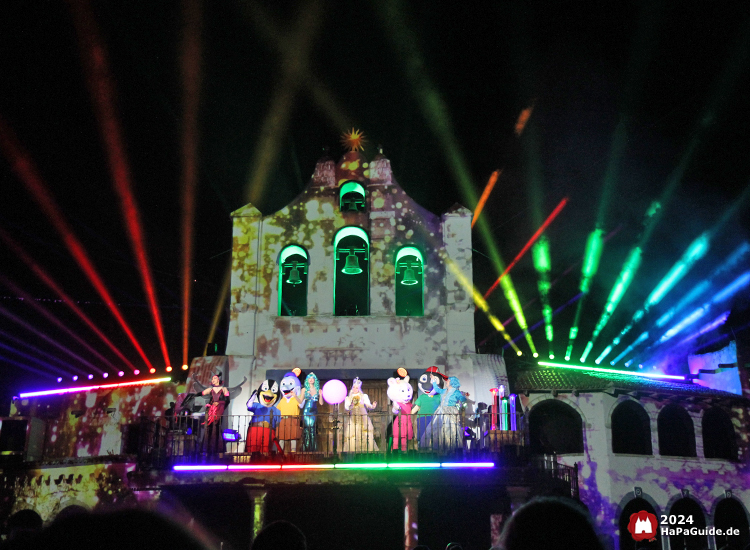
[714,498,750,549]
[395,246,424,316]
[702,407,736,460]
[334,227,369,316]
[339,181,366,212]
[611,400,652,455]
[668,498,707,550]
[619,498,661,550]
[278,245,308,316]
[657,404,696,457]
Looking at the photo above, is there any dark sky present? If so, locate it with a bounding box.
[1,0,750,402]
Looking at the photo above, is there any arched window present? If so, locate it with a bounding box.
[395,246,424,316]
[339,181,366,212]
[528,400,583,455]
[669,498,707,550]
[619,497,661,550]
[714,498,750,550]
[702,407,737,460]
[278,245,308,316]
[657,404,696,457]
[611,400,652,455]
[334,227,369,316]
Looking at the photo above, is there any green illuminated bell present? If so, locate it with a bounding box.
[286,265,302,285]
[342,251,362,275]
[401,267,418,285]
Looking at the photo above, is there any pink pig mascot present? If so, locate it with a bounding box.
[387,375,415,452]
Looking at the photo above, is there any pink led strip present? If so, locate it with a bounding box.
[19,377,171,398]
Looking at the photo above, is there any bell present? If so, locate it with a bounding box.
[286,266,302,285]
[401,267,418,285]
[342,251,363,275]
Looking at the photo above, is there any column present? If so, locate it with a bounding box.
[245,488,268,546]
[399,486,421,550]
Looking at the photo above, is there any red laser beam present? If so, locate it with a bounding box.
[0,228,137,371]
[484,197,569,300]
[0,273,120,372]
[67,0,171,369]
[180,0,203,368]
[472,170,500,228]
[477,224,625,346]
[0,116,154,371]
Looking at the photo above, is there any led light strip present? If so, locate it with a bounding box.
[538,361,685,381]
[19,377,172,398]
[173,462,494,472]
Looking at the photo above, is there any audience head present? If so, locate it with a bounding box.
[499,497,604,550]
[252,520,307,550]
[29,508,211,550]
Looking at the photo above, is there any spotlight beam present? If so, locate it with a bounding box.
[0,117,154,370]
[243,0,328,205]
[180,0,203,369]
[0,227,137,371]
[0,274,119,372]
[483,197,568,299]
[0,329,80,374]
[374,0,536,355]
[243,1,352,131]
[0,354,57,381]
[0,340,76,378]
[67,0,171,369]
[0,304,104,374]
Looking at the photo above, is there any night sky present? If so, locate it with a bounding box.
[1,0,749,405]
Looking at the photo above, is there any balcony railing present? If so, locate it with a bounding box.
[133,411,527,469]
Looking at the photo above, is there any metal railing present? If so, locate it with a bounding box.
[133,411,528,469]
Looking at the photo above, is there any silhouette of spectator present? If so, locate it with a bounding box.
[27,508,211,550]
[499,497,604,550]
[1,509,43,550]
[252,521,306,550]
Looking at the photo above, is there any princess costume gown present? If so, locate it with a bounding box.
[343,393,379,452]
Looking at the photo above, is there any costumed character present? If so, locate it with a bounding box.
[412,366,447,448]
[387,375,415,452]
[200,373,229,455]
[277,369,305,452]
[246,379,281,453]
[432,375,468,452]
[301,372,324,452]
[343,377,379,452]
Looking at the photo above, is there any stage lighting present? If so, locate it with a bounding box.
[72,375,78,381]
[134,370,140,375]
[87,374,94,380]
[57,377,62,383]
[149,368,156,374]
[182,364,188,370]
[102,373,108,378]
[166,366,173,372]
[222,429,241,442]
[118,371,124,377]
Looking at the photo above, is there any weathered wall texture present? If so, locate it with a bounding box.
[226,153,491,402]
[2,463,136,522]
[522,392,750,546]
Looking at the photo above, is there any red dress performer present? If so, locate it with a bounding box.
[201,373,229,455]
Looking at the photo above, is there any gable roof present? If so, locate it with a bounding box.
[512,368,744,401]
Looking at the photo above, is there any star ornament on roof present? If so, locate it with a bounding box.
[341,128,366,152]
